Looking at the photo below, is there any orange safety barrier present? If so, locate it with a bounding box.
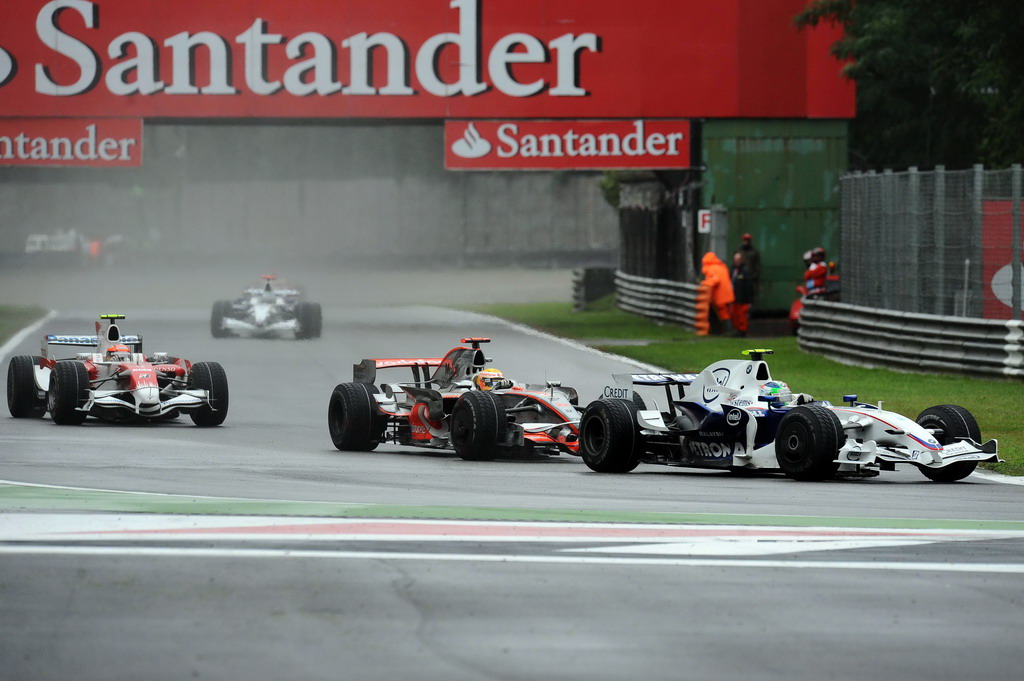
[694,284,711,336]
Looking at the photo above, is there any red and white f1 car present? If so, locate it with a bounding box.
[579,349,1000,482]
[211,275,322,339]
[6,314,228,426]
[328,338,581,460]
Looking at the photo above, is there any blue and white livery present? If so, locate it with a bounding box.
[580,349,1000,482]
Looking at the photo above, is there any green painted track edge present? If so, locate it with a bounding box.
[2,483,1024,531]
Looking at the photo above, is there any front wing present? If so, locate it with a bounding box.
[222,318,299,337]
[84,388,210,418]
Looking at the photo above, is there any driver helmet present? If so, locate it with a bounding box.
[759,380,793,403]
[473,368,509,391]
[106,344,131,362]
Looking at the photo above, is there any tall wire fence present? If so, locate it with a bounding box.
[842,165,1023,319]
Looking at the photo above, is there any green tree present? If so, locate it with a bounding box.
[796,0,1024,170]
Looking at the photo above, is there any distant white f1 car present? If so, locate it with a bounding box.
[6,314,228,426]
[579,349,1000,482]
[211,275,322,339]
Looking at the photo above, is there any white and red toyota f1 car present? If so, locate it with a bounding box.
[211,275,322,339]
[6,314,228,426]
[579,349,1000,482]
[328,338,581,460]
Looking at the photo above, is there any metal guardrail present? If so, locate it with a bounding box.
[572,268,617,312]
[606,262,1023,379]
[799,299,1024,378]
[613,270,706,330]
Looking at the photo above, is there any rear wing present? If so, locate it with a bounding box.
[602,373,699,410]
[353,357,444,385]
[244,287,301,296]
[352,338,491,386]
[627,373,699,386]
[43,334,143,359]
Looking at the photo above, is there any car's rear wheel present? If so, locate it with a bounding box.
[915,405,981,483]
[450,391,506,461]
[328,382,384,451]
[775,405,842,481]
[48,361,90,425]
[7,355,47,418]
[579,398,642,472]
[210,301,234,338]
[189,361,229,426]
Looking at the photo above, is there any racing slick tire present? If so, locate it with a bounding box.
[328,382,385,451]
[48,361,90,425]
[188,361,229,427]
[7,355,47,418]
[915,405,981,483]
[296,301,323,340]
[775,405,842,481]
[210,300,234,338]
[450,391,507,461]
[579,398,642,473]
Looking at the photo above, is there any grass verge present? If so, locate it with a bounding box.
[0,304,48,348]
[466,299,1024,477]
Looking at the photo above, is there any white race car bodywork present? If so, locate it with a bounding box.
[34,351,206,419]
[70,352,209,418]
[223,288,301,337]
[828,405,996,470]
[222,314,300,337]
[212,278,321,339]
[7,315,228,427]
[585,351,1000,481]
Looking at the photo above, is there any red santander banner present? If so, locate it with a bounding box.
[0,117,141,167]
[0,0,854,120]
[445,119,691,170]
[981,201,1024,320]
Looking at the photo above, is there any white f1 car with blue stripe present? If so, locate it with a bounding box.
[579,349,1000,482]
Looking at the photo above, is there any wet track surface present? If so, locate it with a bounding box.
[2,266,1023,681]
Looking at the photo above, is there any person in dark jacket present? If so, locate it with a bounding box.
[735,233,761,300]
[730,252,754,337]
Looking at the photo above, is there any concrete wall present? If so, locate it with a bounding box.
[0,122,618,268]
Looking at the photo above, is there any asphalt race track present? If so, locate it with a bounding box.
[2,266,1023,681]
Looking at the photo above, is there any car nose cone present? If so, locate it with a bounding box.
[135,386,160,406]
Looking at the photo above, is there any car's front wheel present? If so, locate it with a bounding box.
[579,398,642,473]
[328,382,383,451]
[7,355,47,418]
[450,391,506,461]
[775,405,842,481]
[48,361,90,425]
[915,405,981,483]
[189,362,229,426]
[210,301,234,338]
[295,301,323,340]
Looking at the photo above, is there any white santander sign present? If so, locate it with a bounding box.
[446,120,691,170]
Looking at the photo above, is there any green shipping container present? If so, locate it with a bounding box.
[701,119,848,313]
